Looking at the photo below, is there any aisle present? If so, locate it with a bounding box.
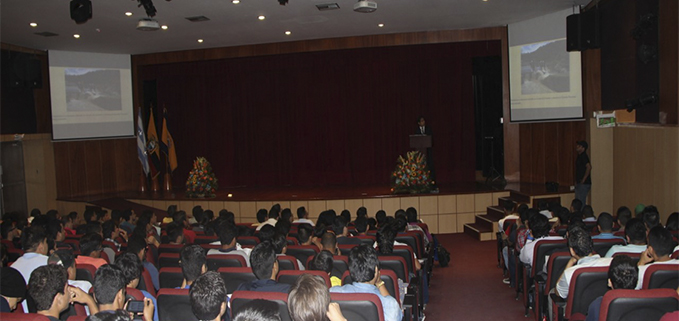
[424,234,529,321]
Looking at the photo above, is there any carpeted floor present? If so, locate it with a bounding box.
[425,233,531,321]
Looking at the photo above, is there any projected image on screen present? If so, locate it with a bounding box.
[520,39,570,95]
[65,68,122,112]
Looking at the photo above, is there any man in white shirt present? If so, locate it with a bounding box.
[292,206,315,226]
[11,226,49,282]
[520,214,563,267]
[604,218,647,257]
[634,226,679,289]
[206,221,251,266]
[256,205,280,231]
[555,227,612,298]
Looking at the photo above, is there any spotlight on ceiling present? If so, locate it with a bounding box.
[137,0,157,17]
[70,0,93,24]
[353,0,377,13]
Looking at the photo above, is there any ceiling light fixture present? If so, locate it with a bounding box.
[70,0,93,24]
[378,23,384,27]
[197,39,204,43]
[232,0,240,3]
[161,25,168,30]
[73,34,81,38]
[258,15,266,20]
[285,31,291,35]
[30,22,38,27]
[125,12,133,16]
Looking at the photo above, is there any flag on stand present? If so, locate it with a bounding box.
[136,109,150,176]
[161,108,178,172]
[146,109,161,179]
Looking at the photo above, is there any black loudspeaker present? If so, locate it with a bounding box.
[566,10,600,52]
[70,0,92,24]
[8,54,42,88]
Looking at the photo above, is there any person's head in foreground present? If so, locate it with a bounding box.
[190,271,228,321]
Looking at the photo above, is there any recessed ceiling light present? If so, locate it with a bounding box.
[29,22,38,27]
[258,15,266,20]
[232,0,240,3]
[73,34,81,38]
[285,31,291,35]
[378,23,384,27]
[197,39,204,43]
[125,12,133,16]
[161,25,168,30]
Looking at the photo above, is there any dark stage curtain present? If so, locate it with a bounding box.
[139,41,500,188]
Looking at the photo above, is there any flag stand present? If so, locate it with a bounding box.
[151,176,160,192]
[140,171,147,192]
[164,172,172,192]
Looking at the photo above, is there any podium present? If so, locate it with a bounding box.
[409,135,431,155]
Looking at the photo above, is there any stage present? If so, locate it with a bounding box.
[56,182,574,235]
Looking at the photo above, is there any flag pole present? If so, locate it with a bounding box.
[140,170,147,192]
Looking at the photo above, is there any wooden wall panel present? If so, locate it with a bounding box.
[659,0,678,124]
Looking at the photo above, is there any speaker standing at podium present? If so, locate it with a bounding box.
[416,116,435,183]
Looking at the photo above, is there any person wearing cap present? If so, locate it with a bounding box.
[1,266,27,312]
[574,141,591,211]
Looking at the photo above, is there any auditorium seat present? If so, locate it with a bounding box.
[641,263,679,290]
[138,268,157,297]
[276,255,299,270]
[157,288,196,321]
[330,292,385,321]
[377,255,409,283]
[286,236,299,245]
[306,255,350,278]
[0,313,50,321]
[194,235,218,244]
[158,253,181,268]
[338,244,359,255]
[76,263,97,283]
[551,266,609,321]
[158,244,184,254]
[535,251,571,321]
[159,267,185,289]
[598,288,679,321]
[66,316,87,321]
[285,245,319,264]
[230,291,291,321]
[277,270,330,288]
[206,254,247,270]
[217,267,257,294]
[237,236,260,246]
[592,238,626,257]
[126,287,146,300]
[523,239,568,317]
[200,244,220,251]
[355,235,376,247]
[395,232,423,258]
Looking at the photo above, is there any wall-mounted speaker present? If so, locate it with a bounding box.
[567,9,600,52]
[7,53,42,88]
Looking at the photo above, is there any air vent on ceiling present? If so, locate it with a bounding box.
[34,32,59,37]
[185,16,210,22]
[316,3,340,10]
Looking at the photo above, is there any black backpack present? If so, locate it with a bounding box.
[437,245,451,267]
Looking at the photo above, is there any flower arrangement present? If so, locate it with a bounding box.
[391,151,433,194]
[185,157,218,198]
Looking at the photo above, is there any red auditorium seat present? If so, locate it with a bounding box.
[599,288,679,321]
[277,270,331,288]
[330,292,385,321]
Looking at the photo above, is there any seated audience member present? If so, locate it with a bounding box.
[634,203,645,217]
[207,221,251,266]
[180,245,207,289]
[49,250,94,296]
[332,216,362,245]
[29,264,98,320]
[190,271,229,321]
[115,252,158,321]
[519,213,562,266]
[377,221,421,271]
[293,207,315,226]
[666,212,679,231]
[592,212,626,241]
[233,299,281,321]
[514,207,535,252]
[12,225,49,282]
[404,207,431,245]
[375,210,387,228]
[102,220,127,251]
[584,255,638,321]
[356,207,368,221]
[1,220,22,247]
[498,202,518,235]
[570,199,583,213]
[337,210,350,226]
[604,218,647,257]
[253,209,268,227]
[556,227,612,298]
[77,233,108,269]
[641,206,662,232]
[582,206,596,222]
[615,206,632,232]
[192,206,204,230]
[63,212,79,236]
[119,209,137,235]
[271,233,305,270]
[354,217,369,236]
[635,226,679,289]
[329,244,403,321]
[295,223,314,246]
[280,209,294,224]
[288,274,347,321]
[173,211,196,244]
[256,205,280,231]
[127,235,159,290]
[93,265,126,312]
[257,224,276,243]
[236,241,291,293]
[166,222,185,245]
[275,219,292,238]
[320,232,339,255]
[309,250,341,287]
[1,267,26,312]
